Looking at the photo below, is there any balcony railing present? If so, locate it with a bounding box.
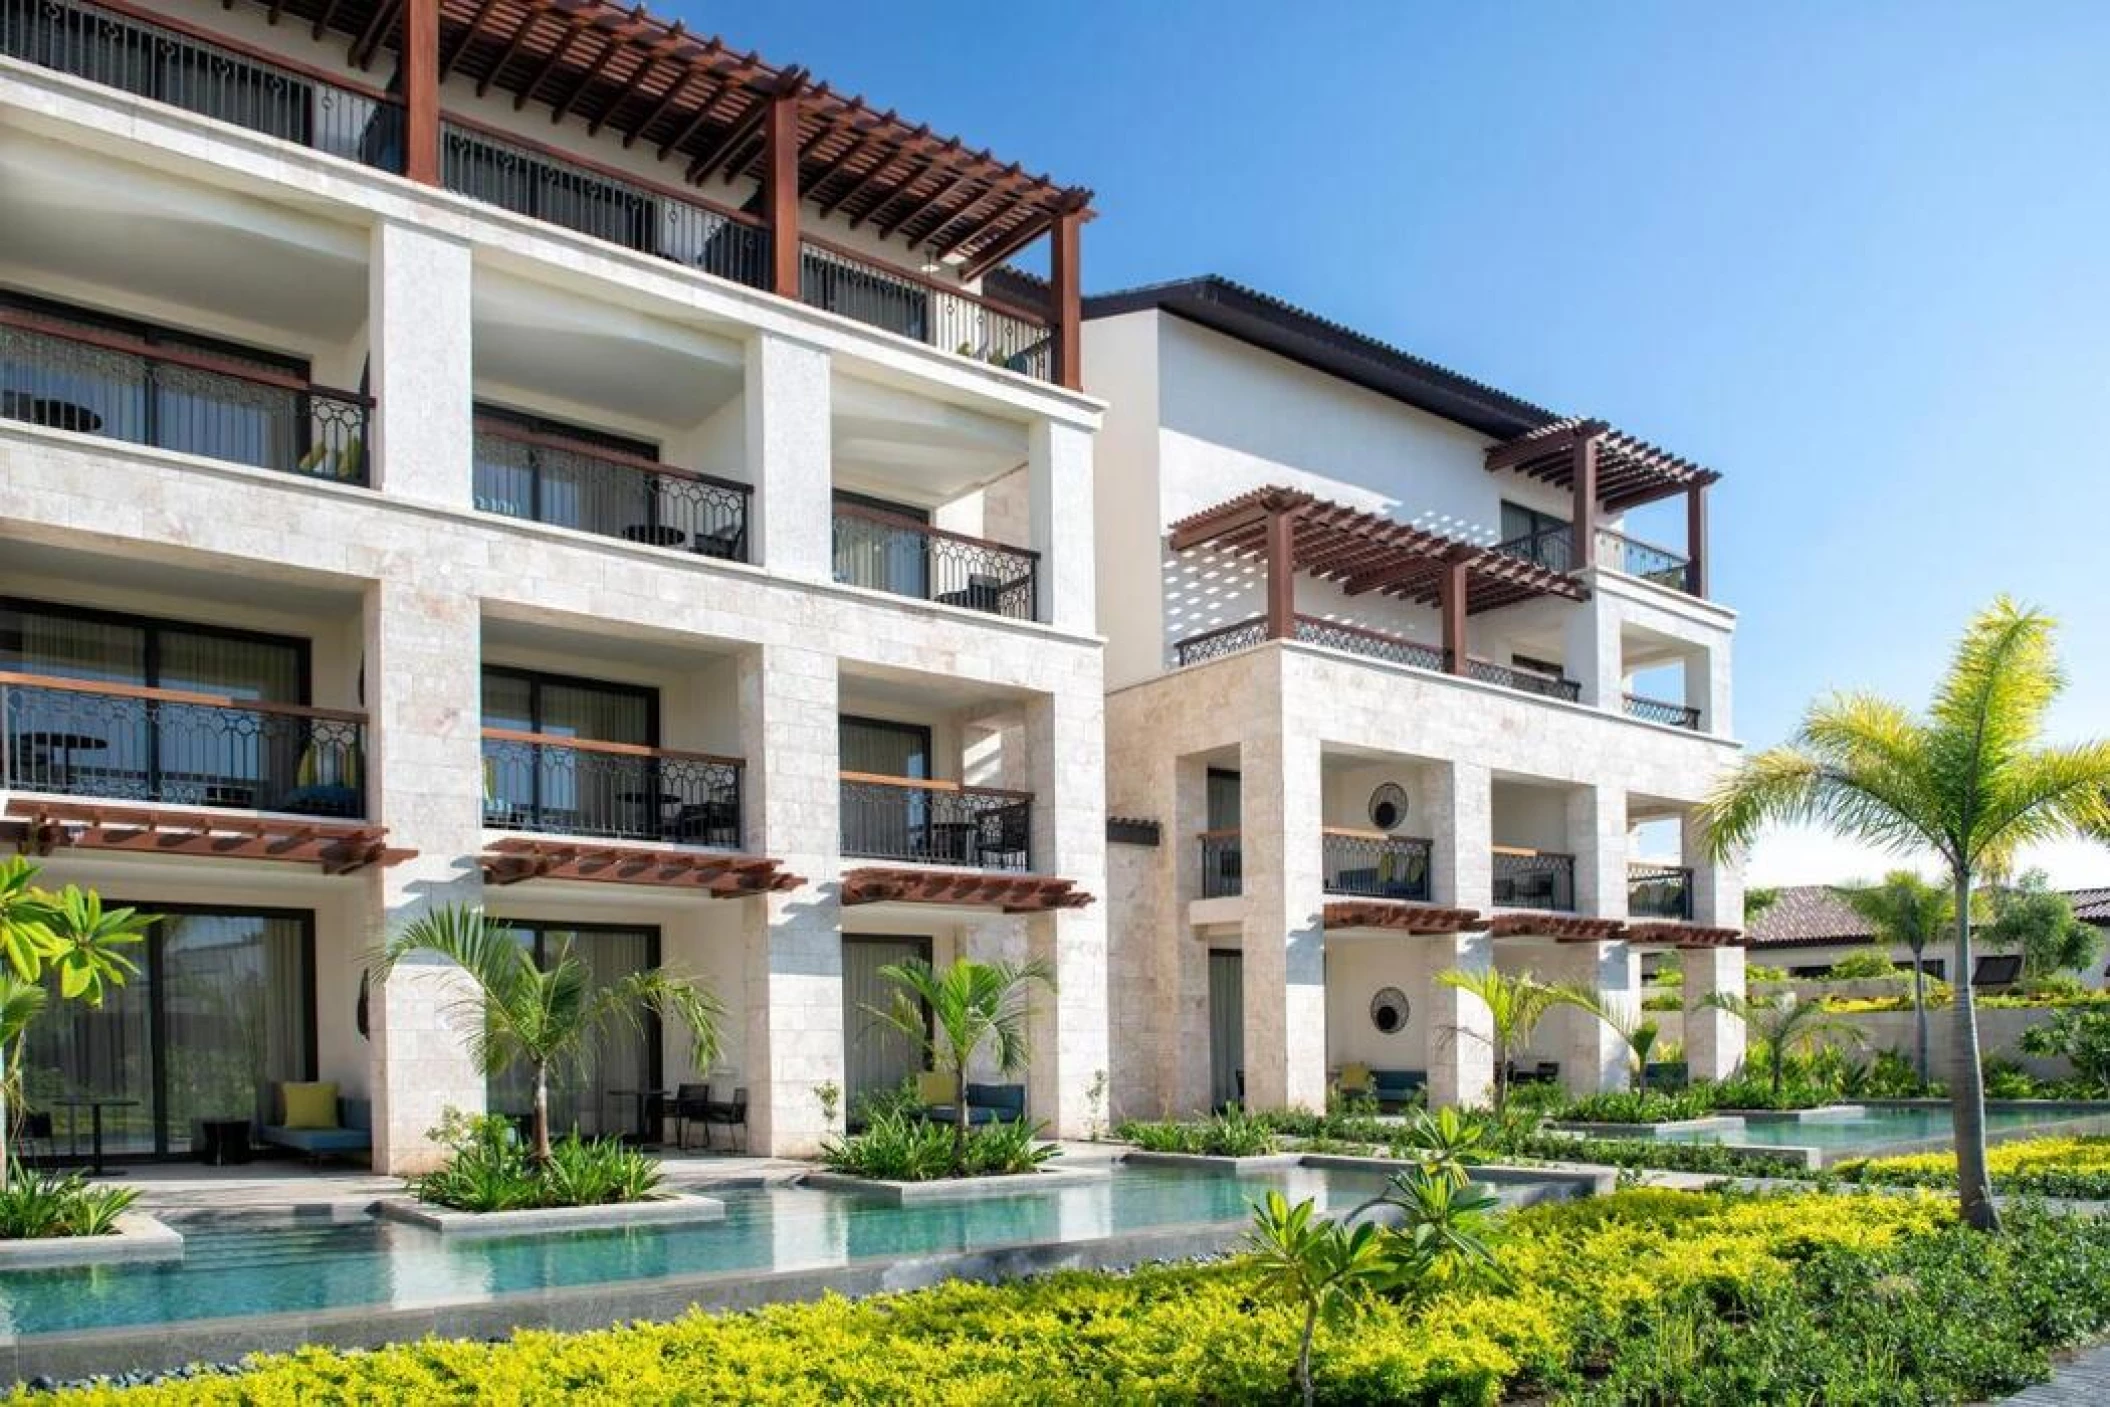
[800,240,1054,380]
[840,774,1032,871]
[1595,529,1694,593]
[1323,830,1433,901]
[832,506,1038,620]
[1494,525,1574,574]
[473,417,749,561]
[1198,829,1242,898]
[1292,616,1446,672]
[1624,692,1701,730]
[1169,615,1584,702]
[1492,848,1576,911]
[0,672,366,817]
[1629,864,1694,920]
[3,0,405,172]
[480,730,743,848]
[0,309,371,482]
[1464,658,1583,702]
[1174,617,1269,668]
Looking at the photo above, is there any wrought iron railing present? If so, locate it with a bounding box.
[1198,830,1242,898]
[1624,692,1701,730]
[839,774,1032,871]
[2,0,405,171]
[1494,525,1574,574]
[1595,528,1694,592]
[1323,830,1433,901]
[0,309,371,482]
[832,506,1038,620]
[1492,848,1576,912]
[1465,658,1582,701]
[1173,617,1268,667]
[1293,616,1447,672]
[480,730,743,848]
[800,240,1054,380]
[473,416,750,561]
[0,672,366,817]
[440,118,769,289]
[1629,864,1693,920]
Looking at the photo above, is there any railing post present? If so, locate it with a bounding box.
[1265,508,1295,640]
[1439,550,1469,676]
[1050,204,1083,391]
[401,0,440,184]
[1570,431,1599,572]
[765,82,803,300]
[1685,482,1709,598]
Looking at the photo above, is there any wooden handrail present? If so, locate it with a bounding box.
[832,502,1040,559]
[1195,827,1242,841]
[1174,616,1268,652]
[1492,845,1576,861]
[798,232,1052,328]
[472,417,751,494]
[0,310,369,405]
[438,112,767,232]
[838,771,1033,801]
[59,0,400,105]
[0,671,366,724]
[1321,827,1434,843]
[479,727,743,768]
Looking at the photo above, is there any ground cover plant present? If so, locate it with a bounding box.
[47,1189,2110,1404]
[408,1112,663,1213]
[818,1110,1056,1181]
[0,1164,136,1239]
[1116,1103,1281,1156]
[1834,1135,2110,1200]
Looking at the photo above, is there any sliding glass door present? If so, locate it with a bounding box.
[484,923,660,1139]
[481,667,657,837]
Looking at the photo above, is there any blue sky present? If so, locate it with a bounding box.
[695,2,2110,887]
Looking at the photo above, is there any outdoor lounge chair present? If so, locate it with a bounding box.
[259,1084,372,1164]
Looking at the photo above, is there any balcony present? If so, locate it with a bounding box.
[1322,830,1432,901]
[480,730,742,848]
[1494,524,1574,575]
[1596,528,1694,594]
[1173,614,1580,702]
[800,242,1052,380]
[3,0,405,172]
[840,774,1032,871]
[1198,829,1242,898]
[0,673,366,817]
[1623,692,1700,730]
[473,413,749,561]
[0,305,370,482]
[1491,848,1575,911]
[832,506,1038,620]
[1628,864,1694,920]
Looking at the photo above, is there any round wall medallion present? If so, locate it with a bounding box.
[1368,783,1408,832]
[1369,986,1410,1035]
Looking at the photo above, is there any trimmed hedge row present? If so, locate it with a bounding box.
[1836,1134,2110,1200]
[43,1189,2110,1404]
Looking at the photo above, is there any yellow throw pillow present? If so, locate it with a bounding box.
[282,1081,340,1130]
[1338,1062,1373,1092]
[915,1071,953,1105]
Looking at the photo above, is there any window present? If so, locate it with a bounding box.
[840,716,935,861]
[481,668,657,836]
[832,491,931,600]
[472,404,660,534]
[1499,501,1572,572]
[486,923,659,1139]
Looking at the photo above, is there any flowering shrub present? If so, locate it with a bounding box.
[1835,1135,2110,1200]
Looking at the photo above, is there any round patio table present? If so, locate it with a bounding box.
[50,1095,139,1177]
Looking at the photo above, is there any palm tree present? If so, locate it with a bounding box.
[1701,598,2110,1230]
[1840,871,1955,1085]
[377,906,724,1162]
[866,956,1053,1175]
[1696,991,1861,1098]
[1553,988,1662,1094]
[1433,968,1566,1114]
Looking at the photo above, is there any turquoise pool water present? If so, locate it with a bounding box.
[0,1165,1546,1340]
[1651,1105,2095,1152]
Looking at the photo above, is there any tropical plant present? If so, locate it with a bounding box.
[2019,1008,2110,1093]
[865,956,1054,1176]
[1700,597,2110,1230]
[407,1109,664,1211]
[0,1162,137,1238]
[813,1080,841,1136]
[1243,1191,1393,1407]
[1433,968,1566,1114]
[1825,944,1903,980]
[1391,1106,1490,1187]
[1840,871,1954,1083]
[1116,1104,1280,1156]
[1550,987,1663,1094]
[376,906,723,1163]
[1986,870,2100,979]
[817,1110,1058,1182]
[1697,992,1861,1098]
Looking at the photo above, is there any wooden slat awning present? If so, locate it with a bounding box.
[1485,912,1627,941]
[1624,921,1743,950]
[1323,901,1486,934]
[4,801,411,875]
[1167,487,1586,613]
[481,837,802,894]
[840,866,1094,914]
[253,0,1090,271]
[1485,418,1720,512]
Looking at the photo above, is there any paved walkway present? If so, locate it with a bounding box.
[2003,1342,2110,1402]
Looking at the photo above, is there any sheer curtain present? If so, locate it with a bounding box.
[487,926,656,1139]
[159,913,310,1152]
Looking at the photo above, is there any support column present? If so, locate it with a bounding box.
[1029,418,1095,633]
[1684,944,1747,1081]
[400,0,439,185]
[746,332,831,581]
[1265,509,1295,640]
[1425,930,1495,1109]
[1561,592,1622,709]
[1240,723,1327,1111]
[369,221,472,507]
[1681,811,1744,929]
[1167,756,1213,1116]
[1050,206,1083,391]
[1683,638,1735,738]
[738,643,842,1156]
[1428,760,1492,911]
[1570,432,1599,572]
[1025,688,1110,1137]
[1438,551,1469,676]
[1568,784,1628,920]
[764,84,802,300]
[362,575,485,1174]
[1685,483,1709,598]
[1558,939,1636,1096]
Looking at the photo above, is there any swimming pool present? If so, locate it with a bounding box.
[1641,1103,2110,1155]
[0,1163,1557,1341]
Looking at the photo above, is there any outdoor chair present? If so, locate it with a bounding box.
[670,1082,713,1150]
[976,801,1032,870]
[700,1087,748,1151]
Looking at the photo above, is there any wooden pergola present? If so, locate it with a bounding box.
[1623,921,1744,950]
[839,866,1094,914]
[1167,487,1586,675]
[1485,913,1629,942]
[4,801,412,874]
[1485,418,1722,591]
[241,0,1091,384]
[1322,901,1486,935]
[480,837,801,894]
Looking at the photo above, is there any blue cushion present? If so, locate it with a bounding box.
[964,1082,1025,1115]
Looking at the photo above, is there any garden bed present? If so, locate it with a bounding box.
[1117,1149,1303,1176]
[0,1213,182,1269]
[374,1192,726,1237]
[800,1165,1109,1205]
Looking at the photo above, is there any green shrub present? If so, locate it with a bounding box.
[1824,945,1902,980]
[1116,1104,1280,1156]
[1836,1135,2110,1199]
[2020,1007,2110,1092]
[407,1111,663,1212]
[0,1163,137,1239]
[1551,1089,1713,1125]
[819,1111,1056,1181]
[846,1074,922,1129]
[1640,990,1683,1011]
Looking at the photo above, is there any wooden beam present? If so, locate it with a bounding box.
[1570,430,1600,572]
[1685,482,1708,598]
[552,29,625,125]
[684,86,774,182]
[1265,508,1295,640]
[437,0,502,80]
[764,83,803,299]
[515,15,586,110]
[350,0,402,70]
[1050,204,1082,390]
[817,125,926,218]
[401,0,440,184]
[478,4,546,98]
[1439,551,1469,675]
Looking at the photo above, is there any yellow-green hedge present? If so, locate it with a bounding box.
[47,1190,1952,1406]
[1836,1134,2110,1198]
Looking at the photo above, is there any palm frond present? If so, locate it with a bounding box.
[1967,741,2110,871]
[1927,598,2062,801]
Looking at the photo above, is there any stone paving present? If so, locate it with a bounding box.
[2003,1342,2110,1403]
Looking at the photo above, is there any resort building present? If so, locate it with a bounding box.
[1748,884,2110,989]
[1087,278,1746,1120]
[0,0,1107,1170]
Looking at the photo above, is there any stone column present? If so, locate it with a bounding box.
[1424,930,1495,1110]
[1167,755,1213,1116]
[1682,811,1744,929]
[745,332,832,582]
[361,574,486,1174]
[1240,726,1327,1111]
[368,220,473,508]
[1428,760,1492,911]
[1561,593,1622,710]
[1024,687,1110,1137]
[1685,639,1735,737]
[1684,944,1747,1081]
[1029,418,1095,633]
[1568,784,1628,920]
[1558,938,1638,1096]
[738,642,843,1156]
